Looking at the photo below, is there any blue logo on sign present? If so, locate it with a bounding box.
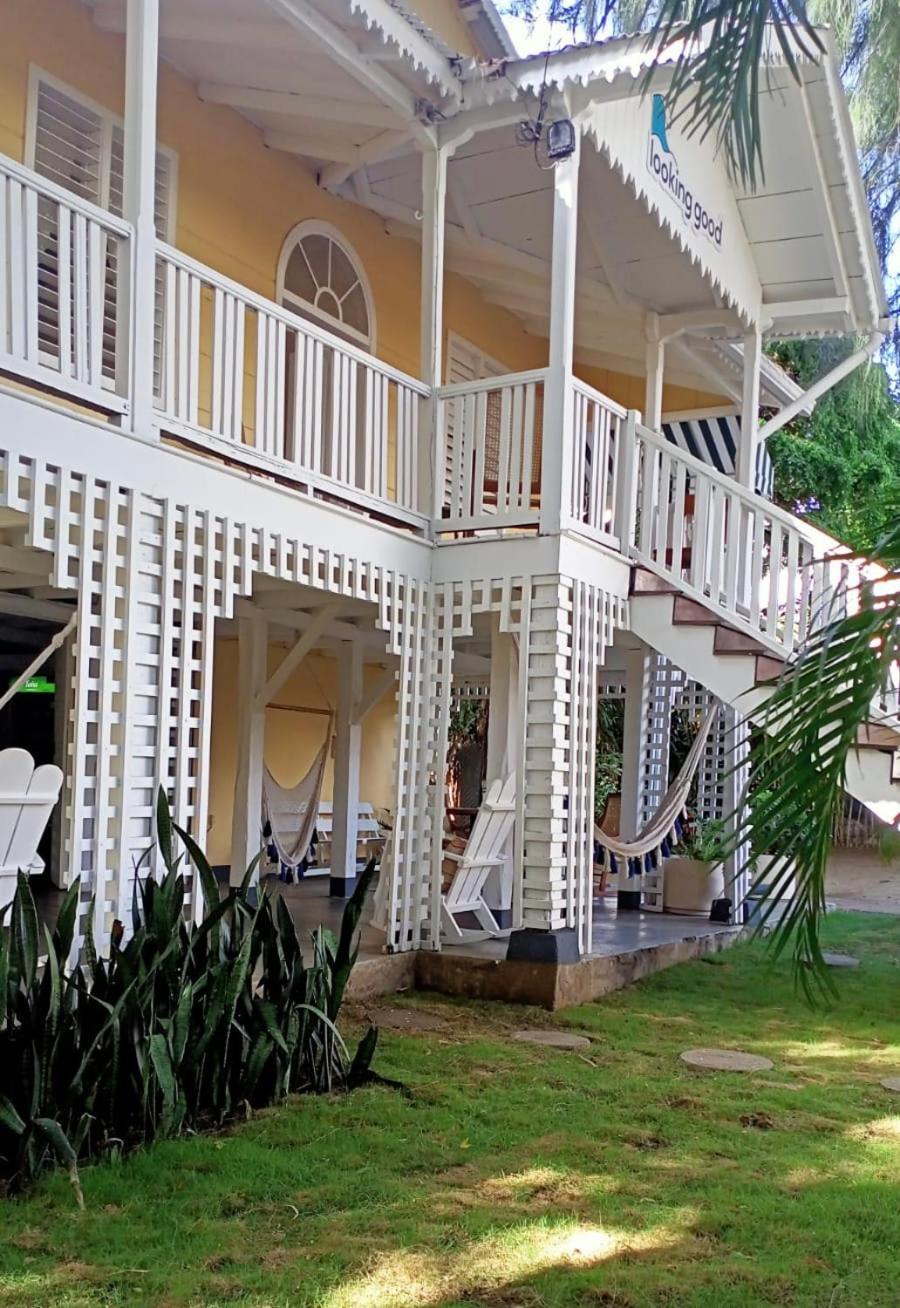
[648,94,723,250]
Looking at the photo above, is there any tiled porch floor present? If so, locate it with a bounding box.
[34,872,729,962]
[269,875,731,961]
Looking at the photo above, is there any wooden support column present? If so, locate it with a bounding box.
[644,316,665,432]
[230,611,267,886]
[121,0,160,435]
[737,324,762,487]
[540,131,581,535]
[618,644,652,910]
[420,143,448,522]
[330,640,363,897]
[483,616,518,923]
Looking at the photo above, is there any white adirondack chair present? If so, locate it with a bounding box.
[441,773,516,943]
[0,748,64,911]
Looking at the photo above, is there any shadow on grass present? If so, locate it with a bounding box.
[0,913,898,1307]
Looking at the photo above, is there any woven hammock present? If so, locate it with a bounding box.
[262,725,331,875]
[594,704,720,879]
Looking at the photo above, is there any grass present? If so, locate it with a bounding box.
[2,912,899,1308]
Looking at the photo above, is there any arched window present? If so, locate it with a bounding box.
[277,222,374,350]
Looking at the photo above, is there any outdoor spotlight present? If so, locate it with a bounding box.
[546,118,576,161]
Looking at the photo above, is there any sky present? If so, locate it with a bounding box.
[502,12,570,57]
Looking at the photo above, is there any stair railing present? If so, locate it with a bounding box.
[626,421,875,660]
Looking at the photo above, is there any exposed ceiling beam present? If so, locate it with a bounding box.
[798,82,850,302]
[0,574,53,591]
[89,6,289,48]
[762,296,850,320]
[254,600,347,709]
[0,546,51,576]
[260,0,436,141]
[238,598,371,644]
[319,129,413,191]
[265,132,358,165]
[671,339,742,404]
[198,83,403,130]
[0,593,74,623]
[657,308,744,340]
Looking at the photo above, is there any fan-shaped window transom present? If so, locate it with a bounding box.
[277,223,374,350]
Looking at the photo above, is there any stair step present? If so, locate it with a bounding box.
[713,627,767,657]
[631,567,680,597]
[755,655,785,683]
[857,724,900,750]
[672,596,717,626]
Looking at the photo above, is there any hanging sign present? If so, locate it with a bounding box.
[647,95,725,251]
[582,90,761,324]
[12,675,56,694]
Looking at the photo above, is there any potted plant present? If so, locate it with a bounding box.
[663,814,728,915]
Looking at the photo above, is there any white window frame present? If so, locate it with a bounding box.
[24,64,178,239]
[276,219,376,351]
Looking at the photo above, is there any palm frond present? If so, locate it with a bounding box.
[731,511,900,1000]
[643,0,825,185]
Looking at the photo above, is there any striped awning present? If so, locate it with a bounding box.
[662,415,774,499]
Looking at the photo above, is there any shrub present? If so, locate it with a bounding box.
[0,790,378,1197]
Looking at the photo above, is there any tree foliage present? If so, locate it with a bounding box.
[766,341,900,554]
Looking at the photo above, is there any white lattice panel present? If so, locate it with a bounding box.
[0,449,431,955]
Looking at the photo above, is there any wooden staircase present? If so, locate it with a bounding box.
[629,566,900,825]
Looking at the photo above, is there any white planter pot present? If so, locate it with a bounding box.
[663,857,725,915]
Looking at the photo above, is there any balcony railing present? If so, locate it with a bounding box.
[627,422,871,658]
[568,378,625,547]
[435,370,625,548]
[0,154,131,413]
[0,149,893,700]
[436,369,546,533]
[154,244,430,526]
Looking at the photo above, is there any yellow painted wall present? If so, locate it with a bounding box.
[0,0,724,861]
[0,0,540,385]
[207,639,397,868]
[0,0,722,413]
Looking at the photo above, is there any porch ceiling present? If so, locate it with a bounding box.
[445,32,886,341]
[82,0,460,176]
[364,125,726,386]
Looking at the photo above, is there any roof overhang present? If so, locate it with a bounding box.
[81,4,888,391]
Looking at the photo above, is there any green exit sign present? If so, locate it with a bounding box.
[12,676,56,695]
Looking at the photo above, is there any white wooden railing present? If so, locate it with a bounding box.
[0,155,131,413]
[436,369,546,532]
[627,422,868,657]
[567,378,625,546]
[154,243,429,522]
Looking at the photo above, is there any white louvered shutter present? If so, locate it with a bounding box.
[31,76,174,388]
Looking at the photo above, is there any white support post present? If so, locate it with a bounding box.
[122,0,161,435]
[483,616,518,921]
[540,131,581,535]
[330,640,363,897]
[620,645,652,842]
[644,319,665,433]
[420,144,448,522]
[230,611,267,886]
[737,324,762,487]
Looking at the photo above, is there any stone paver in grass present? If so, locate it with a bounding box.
[680,1048,774,1072]
[512,1030,592,1051]
[880,1076,900,1093]
[822,952,860,968]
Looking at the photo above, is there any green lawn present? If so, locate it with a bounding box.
[2,912,900,1308]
